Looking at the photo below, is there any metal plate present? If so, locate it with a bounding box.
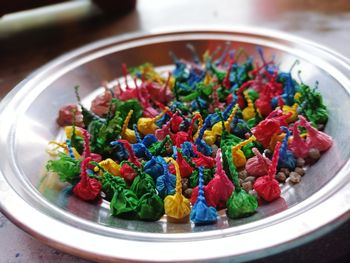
[1,28,350,262]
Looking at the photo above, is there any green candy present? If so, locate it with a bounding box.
[81,104,103,128]
[89,111,123,157]
[121,161,156,199]
[130,173,155,199]
[92,162,127,201]
[246,89,259,102]
[217,87,231,102]
[120,161,164,221]
[226,189,258,219]
[136,192,164,221]
[182,83,213,102]
[242,141,256,159]
[149,135,172,156]
[46,152,81,185]
[223,134,258,219]
[110,187,138,219]
[296,83,329,126]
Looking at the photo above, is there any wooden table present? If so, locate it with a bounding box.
[1,0,350,262]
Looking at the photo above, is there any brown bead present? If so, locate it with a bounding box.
[244,176,256,183]
[238,170,248,180]
[289,172,302,184]
[275,172,287,183]
[279,168,290,176]
[294,167,305,176]
[308,148,321,160]
[296,157,305,167]
[242,181,253,192]
[183,188,193,198]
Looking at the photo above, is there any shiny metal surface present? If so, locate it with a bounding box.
[1,28,350,262]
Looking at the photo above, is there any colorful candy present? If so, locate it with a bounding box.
[190,167,218,225]
[46,45,333,226]
[253,142,282,202]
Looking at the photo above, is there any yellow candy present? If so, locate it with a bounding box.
[231,135,256,168]
[242,91,256,121]
[164,158,191,222]
[137,107,168,136]
[121,110,137,143]
[231,150,247,169]
[203,130,217,145]
[65,126,82,139]
[168,76,175,91]
[203,72,213,85]
[282,103,298,123]
[211,122,223,136]
[94,158,120,177]
[294,92,302,101]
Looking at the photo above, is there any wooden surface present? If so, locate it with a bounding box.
[1,0,350,262]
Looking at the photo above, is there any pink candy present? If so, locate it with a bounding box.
[299,116,333,152]
[91,87,113,117]
[246,148,271,177]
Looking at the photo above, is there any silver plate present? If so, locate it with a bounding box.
[1,28,350,262]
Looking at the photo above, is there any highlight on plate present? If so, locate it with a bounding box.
[43,44,333,225]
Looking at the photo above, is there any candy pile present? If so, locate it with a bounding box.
[47,45,333,225]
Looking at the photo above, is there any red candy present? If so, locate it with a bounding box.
[252,109,291,148]
[254,142,281,202]
[118,140,141,182]
[73,157,102,201]
[253,176,280,202]
[171,131,189,147]
[201,149,234,209]
[114,81,138,101]
[169,150,194,178]
[145,73,173,104]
